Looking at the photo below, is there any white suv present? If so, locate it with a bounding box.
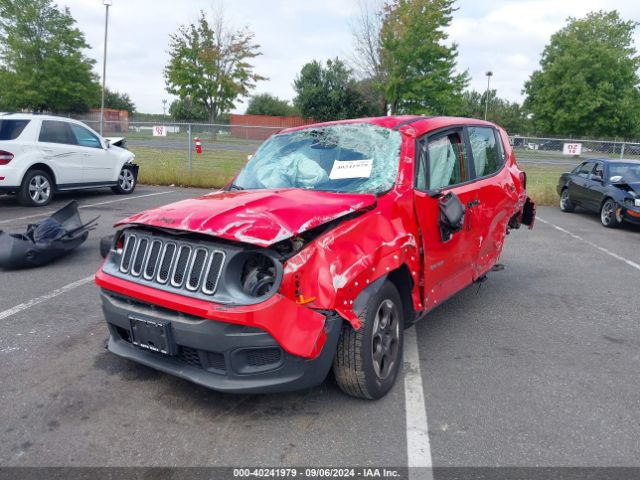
[0,113,138,206]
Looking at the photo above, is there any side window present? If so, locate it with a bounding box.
[70,124,102,149]
[593,163,604,179]
[416,131,467,190]
[39,121,77,145]
[577,162,595,178]
[0,120,30,140]
[468,126,501,177]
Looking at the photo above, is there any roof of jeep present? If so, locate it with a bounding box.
[279,115,497,135]
[0,112,77,122]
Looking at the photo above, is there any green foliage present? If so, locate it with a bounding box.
[169,97,209,122]
[164,11,266,123]
[102,88,136,114]
[524,10,640,138]
[293,58,381,121]
[379,0,468,115]
[0,0,100,113]
[245,93,297,117]
[461,90,532,134]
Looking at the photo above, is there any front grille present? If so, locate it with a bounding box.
[178,346,203,368]
[118,231,225,296]
[246,348,282,367]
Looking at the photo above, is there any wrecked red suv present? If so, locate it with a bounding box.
[96,116,534,399]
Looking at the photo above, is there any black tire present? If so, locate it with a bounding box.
[559,188,575,212]
[111,165,136,194]
[333,281,404,399]
[18,169,54,207]
[600,198,621,228]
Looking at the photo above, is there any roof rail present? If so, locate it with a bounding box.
[393,116,433,130]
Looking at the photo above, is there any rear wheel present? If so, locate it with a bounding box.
[559,188,575,212]
[333,281,404,399]
[18,170,54,207]
[600,198,621,228]
[111,165,136,194]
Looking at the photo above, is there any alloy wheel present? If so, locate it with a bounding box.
[29,175,51,205]
[371,299,400,380]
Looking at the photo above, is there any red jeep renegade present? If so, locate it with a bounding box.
[96,116,534,399]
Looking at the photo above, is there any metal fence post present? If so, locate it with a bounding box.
[620,142,625,160]
[188,123,193,171]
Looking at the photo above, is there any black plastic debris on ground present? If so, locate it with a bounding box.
[0,201,98,270]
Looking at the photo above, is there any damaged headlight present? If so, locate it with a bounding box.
[224,251,281,301]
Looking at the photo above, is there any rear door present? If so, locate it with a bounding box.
[465,126,514,277]
[68,123,114,182]
[414,128,480,308]
[38,120,84,185]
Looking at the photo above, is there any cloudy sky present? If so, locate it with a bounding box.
[55,0,640,114]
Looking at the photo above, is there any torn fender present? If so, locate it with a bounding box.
[280,192,423,329]
[95,270,327,359]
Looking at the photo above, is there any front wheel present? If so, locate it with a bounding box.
[560,188,575,212]
[333,281,404,399]
[111,165,136,195]
[600,198,621,228]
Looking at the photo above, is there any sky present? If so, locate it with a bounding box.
[54,0,640,114]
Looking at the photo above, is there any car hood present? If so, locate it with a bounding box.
[612,181,640,195]
[116,189,377,247]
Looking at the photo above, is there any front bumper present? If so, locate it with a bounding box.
[621,207,640,225]
[100,291,342,394]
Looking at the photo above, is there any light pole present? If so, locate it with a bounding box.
[162,99,167,117]
[100,0,112,137]
[484,71,493,121]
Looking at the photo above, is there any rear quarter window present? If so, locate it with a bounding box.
[0,120,31,140]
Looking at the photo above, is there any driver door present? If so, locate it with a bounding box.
[414,129,480,309]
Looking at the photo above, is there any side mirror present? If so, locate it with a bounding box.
[591,174,603,183]
[104,139,111,149]
[439,192,466,242]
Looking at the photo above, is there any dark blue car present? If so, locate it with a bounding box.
[557,159,640,228]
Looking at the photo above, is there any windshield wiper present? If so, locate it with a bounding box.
[228,183,244,191]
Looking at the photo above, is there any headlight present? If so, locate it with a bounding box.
[224,251,281,300]
[624,198,636,207]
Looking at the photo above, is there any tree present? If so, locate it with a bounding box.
[460,90,532,134]
[168,97,209,122]
[164,10,266,123]
[524,11,640,138]
[293,58,381,121]
[0,0,100,113]
[101,89,136,115]
[379,0,468,115]
[350,0,387,113]
[245,93,296,116]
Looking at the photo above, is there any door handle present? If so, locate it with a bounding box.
[41,148,53,154]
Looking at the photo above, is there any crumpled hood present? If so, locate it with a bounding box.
[116,189,376,247]
[612,181,640,196]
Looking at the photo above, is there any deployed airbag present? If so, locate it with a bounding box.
[0,201,98,269]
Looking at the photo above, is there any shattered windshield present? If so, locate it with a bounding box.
[609,163,640,183]
[233,123,402,194]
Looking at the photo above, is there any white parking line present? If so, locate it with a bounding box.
[0,190,174,225]
[404,328,433,480]
[0,276,94,321]
[537,216,640,271]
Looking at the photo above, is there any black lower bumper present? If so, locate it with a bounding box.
[100,291,342,394]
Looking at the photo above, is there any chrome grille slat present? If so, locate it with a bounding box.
[119,234,137,273]
[156,242,177,284]
[186,248,208,291]
[202,251,225,295]
[130,238,149,277]
[117,231,226,297]
[171,245,192,287]
[143,240,163,280]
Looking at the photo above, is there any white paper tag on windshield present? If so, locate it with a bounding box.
[329,159,373,180]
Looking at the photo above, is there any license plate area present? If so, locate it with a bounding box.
[129,317,175,355]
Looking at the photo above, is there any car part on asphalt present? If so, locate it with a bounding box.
[0,200,98,269]
[95,116,534,399]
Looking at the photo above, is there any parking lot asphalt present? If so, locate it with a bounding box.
[1,186,639,470]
